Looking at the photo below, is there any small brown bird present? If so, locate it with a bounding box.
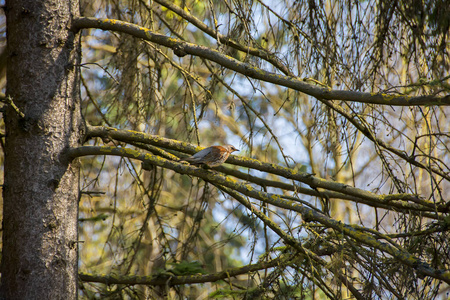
[181,144,239,167]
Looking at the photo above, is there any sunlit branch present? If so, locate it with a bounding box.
[133,135,441,215]
[85,125,445,214]
[72,17,450,106]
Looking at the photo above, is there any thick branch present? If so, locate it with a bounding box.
[72,17,450,106]
[85,125,444,214]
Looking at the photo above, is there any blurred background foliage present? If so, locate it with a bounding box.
[2,0,450,299]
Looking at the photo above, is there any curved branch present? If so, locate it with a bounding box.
[72,17,450,106]
[84,125,445,214]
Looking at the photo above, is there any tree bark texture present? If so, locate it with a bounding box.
[2,0,81,298]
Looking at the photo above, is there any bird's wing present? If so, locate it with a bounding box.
[191,148,212,159]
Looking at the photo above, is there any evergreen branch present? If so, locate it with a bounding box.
[84,125,445,214]
[72,17,450,106]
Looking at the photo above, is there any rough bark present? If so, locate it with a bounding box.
[1,0,81,298]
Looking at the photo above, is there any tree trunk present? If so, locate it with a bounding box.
[1,0,81,298]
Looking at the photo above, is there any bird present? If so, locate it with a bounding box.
[180,144,239,167]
